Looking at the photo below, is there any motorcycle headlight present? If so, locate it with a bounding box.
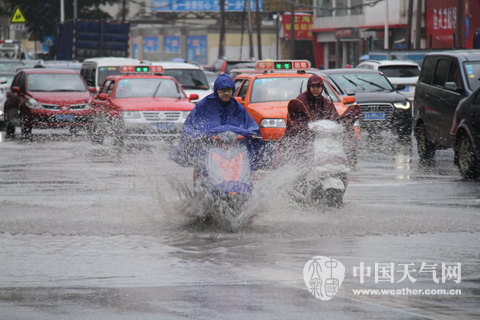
[394,101,411,110]
[260,118,286,128]
[26,98,43,109]
[122,111,141,119]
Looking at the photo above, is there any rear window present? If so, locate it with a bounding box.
[162,69,209,90]
[463,61,480,92]
[378,65,420,77]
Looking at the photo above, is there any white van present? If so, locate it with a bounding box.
[151,61,213,102]
[80,57,145,90]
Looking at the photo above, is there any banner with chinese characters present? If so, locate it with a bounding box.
[152,0,263,12]
[281,13,313,40]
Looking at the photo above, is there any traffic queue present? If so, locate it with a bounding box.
[1,54,479,179]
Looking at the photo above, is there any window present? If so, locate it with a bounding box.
[419,56,436,85]
[433,59,450,87]
[447,62,462,91]
[238,80,250,99]
[100,80,112,94]
[336,0,348,16]
[351,0,363,15]
[317,0,333,17]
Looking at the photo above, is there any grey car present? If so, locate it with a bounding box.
[413,50,480,162]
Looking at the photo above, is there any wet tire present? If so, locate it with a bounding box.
[324,188,344,208]
[457,134,480,179]
[415,123,436,162]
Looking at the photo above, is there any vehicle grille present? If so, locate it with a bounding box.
[358,103,394,122]
[42,104,60,110]
[69,104,88,110]
[142,111,181,122]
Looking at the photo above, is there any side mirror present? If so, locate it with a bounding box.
[88,87,97,94]
[444,82,458,92]
[395,84,406,91]
[97,93,109,100]
[234,96,244,104]
[11,86,21,94]
[342,96,356,105]
[345,89,356,96]
[189,93,199,101]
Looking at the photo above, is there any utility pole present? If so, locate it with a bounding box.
[73,0,78,20]
[456,0,462,48]
[255,0,262,60]
[384,0,389,50]
[122,0,126,22]
[247,0,254,59]
[290,2,296,59]
[415,0,422,48]
[60,0,65,23]
[219,0,225,58]
[406,0,413,49]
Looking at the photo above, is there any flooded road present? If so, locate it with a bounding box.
[0,130,479,319]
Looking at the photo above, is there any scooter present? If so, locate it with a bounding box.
[193,130,253,231]
[291,120,351,208]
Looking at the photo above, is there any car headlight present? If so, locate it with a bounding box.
[181,111,191,120]
[260,118,286,128]
[26,98,43,109]
[394,101,411,110]
[121,111,141,119]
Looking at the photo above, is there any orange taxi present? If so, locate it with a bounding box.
[232,60,357,141]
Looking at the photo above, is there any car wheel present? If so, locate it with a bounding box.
[457,134,479,179]
[20,113,32,139]
[5,119,15,138]
[415,123,436,162]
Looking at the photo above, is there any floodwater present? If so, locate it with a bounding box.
[0,130,479,319]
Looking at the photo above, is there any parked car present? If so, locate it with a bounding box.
[451,87,480,178]
[4,68,92,138]
[0,40,27,59]
[151,61,212,102]
[356,59,420,102]
[88,64,197,144]
[315,69,412,140]
[414,50,480,162]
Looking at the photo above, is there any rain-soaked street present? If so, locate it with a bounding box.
[0,129,479,320]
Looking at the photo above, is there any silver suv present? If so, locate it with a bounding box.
[357,60,420,102]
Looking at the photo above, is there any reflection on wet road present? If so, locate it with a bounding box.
[0,129,479,319]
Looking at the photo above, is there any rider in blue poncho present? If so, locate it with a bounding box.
[171,74,277,170]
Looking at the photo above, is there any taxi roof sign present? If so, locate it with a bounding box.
[10,6,27,24]
[120,65,164,73]
[256,60,311,71]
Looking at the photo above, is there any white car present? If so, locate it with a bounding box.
[151,61,213,103]
[356,60,420,102]
[0,72,14,126]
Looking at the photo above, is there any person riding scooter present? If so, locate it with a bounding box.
[284,74,360,165]
[170,74,277,171]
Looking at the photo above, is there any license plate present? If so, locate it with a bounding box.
[55,114,75,121]
[152,122,174,131]
[363,112,385,120]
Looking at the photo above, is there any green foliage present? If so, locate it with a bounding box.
[2,0,121,38]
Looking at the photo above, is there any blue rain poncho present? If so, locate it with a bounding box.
[171,74,276,170]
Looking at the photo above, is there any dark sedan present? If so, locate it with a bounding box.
[452,87,480,178]
[313,69,413,140]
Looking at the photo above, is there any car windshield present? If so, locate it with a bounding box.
[162,69,209,90]
[330,73,394,93]
[250,77,340,103]
[463,62,480,92]
[114,78,186,99]
[27,73,87,92]
[378,65,420,77]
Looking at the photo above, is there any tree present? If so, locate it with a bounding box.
[1,0,121,38]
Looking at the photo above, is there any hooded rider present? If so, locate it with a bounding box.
[171,74,276,170]
[285,74,339,139]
